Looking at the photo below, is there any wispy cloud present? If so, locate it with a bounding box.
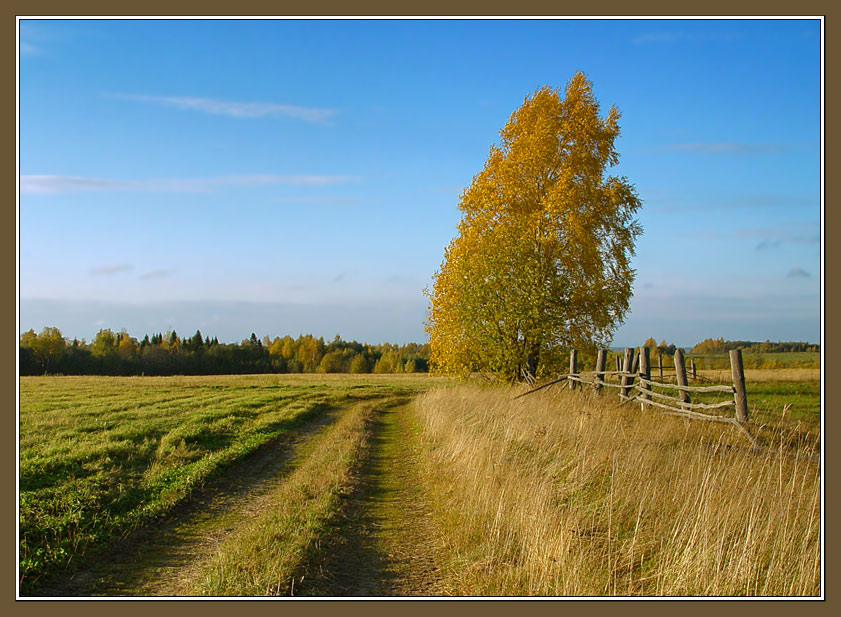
[746,225,820,252]
[787,267,811,278]
[91,263,132,276]
[139,269,175,280]
[755,239,783,251]
[22,176,139,194]
[655,142,791,155]
[113,94,337,124]
[21,174,360,195]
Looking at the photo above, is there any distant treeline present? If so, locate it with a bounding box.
[690,338,820,355]
[631,337,819,370]
[19,327,430,376]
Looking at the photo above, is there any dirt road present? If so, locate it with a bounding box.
[295,404,444,596]
[37,400,444,597]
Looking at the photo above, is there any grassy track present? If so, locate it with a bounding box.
[292,403,444,596]
[186,398,396,596]
[19,374,440,594]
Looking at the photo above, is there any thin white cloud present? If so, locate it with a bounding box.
[21,174,359,195]
[91,264,133,276]
[22,176,141,194]
[113,94,337,124]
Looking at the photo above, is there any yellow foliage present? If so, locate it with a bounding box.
[426,72,642,382]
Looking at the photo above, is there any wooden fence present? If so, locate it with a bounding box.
[516,347,758,446]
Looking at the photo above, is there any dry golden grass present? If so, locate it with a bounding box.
[413,384,821,597]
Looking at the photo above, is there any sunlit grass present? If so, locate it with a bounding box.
[413,384,821,596]
[18,374,440,594]
[189,399,385,596]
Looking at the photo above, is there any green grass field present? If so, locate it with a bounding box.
[745,380,821,426]
[689,351,820,370]
[18,374,441,593]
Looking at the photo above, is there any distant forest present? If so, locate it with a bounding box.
[689,338,820,355]
[19,327,429,376]
[19,327,819,377]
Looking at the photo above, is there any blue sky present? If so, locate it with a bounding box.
[18,18,822,346]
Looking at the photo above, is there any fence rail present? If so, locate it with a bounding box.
[516,347,756,445]
[635,377,734,394]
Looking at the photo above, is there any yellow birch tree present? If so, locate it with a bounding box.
[425,72,642,381]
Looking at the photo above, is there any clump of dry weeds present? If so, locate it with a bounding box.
[413,385,820,597]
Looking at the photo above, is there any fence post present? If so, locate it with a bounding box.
[658,353,663,379]
[638,346,650,408]
[621,347,634,398]
[616,356,621,372]
[690,359,697,380]
[674,348,690,405]
[569,349,578,391]
[730,349,749,422]
[594,349,605,393]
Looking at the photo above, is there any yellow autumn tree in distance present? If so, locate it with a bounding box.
[426,72,642,382]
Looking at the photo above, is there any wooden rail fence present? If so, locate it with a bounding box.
[516,347,758,446]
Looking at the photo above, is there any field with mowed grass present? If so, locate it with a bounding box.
[18,373,442,593]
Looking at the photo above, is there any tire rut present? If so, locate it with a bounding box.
[296,404,444,597]
[34,403,347,597]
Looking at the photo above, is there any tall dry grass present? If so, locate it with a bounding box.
[413,385,820,597]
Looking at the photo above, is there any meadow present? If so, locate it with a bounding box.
[19,368,821,597]
[18,373,439,593]
[690,351,820,370]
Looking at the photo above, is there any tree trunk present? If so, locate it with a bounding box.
[524,343,540,382]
